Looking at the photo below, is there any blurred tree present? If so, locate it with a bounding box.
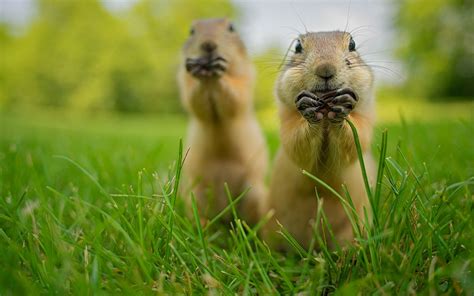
[0,0,236,113]
[395,0,474,99]
[0,23,12,107]
[253,47,282,112]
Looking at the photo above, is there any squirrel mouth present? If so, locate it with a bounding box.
[185,56,227,78]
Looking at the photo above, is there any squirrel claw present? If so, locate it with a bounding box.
[295,90,319,103]
[186,56,227,78]
[327,93,357,122]
[295,91,325,124]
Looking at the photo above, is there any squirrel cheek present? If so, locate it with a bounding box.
[278,71,299,100]
[280,68,297,86]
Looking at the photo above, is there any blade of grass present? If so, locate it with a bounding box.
[345,119,377,227]
[191,194,212,270]
[204,186,250,232]
[164,140,185,261]
[374,129,388,217]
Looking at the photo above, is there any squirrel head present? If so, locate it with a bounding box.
[182,18,250,78]
[276,31,374,110]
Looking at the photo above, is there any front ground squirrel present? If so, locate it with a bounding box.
[262,31,376,250]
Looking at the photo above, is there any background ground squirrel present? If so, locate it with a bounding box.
[178,18,268,225]
[263,31,376,250]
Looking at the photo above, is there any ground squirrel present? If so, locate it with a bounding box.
[178,18,268,225]
[263,31,376,249]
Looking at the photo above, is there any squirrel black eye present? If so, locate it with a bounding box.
[190,28,195,35]
[349,37,356,51]
[295,40,303,54]
[228,23,235,32]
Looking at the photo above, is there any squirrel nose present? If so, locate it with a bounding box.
[315,63,336,80]
[201,41,217,53]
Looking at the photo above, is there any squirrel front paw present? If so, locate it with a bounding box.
[295,90,325,124]
[186,56,227,78]
[327,88,358,122]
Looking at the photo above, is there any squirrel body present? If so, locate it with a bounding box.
[178,18,267,224]
[263,31,376,249]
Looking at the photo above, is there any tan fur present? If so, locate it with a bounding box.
[262,31,376,249]
[178,18,267,225]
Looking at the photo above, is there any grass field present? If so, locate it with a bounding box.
[1,104,473,294]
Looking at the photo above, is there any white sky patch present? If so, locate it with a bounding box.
[101,0,138,12]
[0,0,35,27]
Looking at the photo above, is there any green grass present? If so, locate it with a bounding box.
[1,108,473,294]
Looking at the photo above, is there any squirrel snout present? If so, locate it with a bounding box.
[200,41,217,53]
[315,63,336,80]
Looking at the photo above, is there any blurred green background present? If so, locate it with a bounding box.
[0,0,472,116]
[0,0,236,113]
